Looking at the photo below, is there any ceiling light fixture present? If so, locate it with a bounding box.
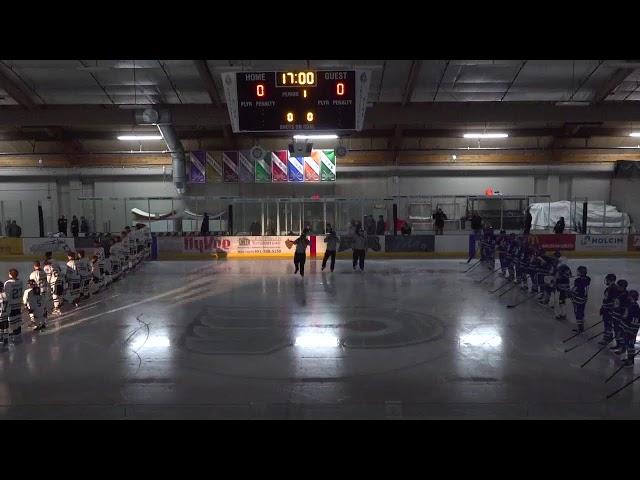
[117,134,163,141]
[463,133,509,139]
[629,132,640,137]
[292,134,339,140]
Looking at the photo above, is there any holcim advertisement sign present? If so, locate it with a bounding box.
[576,234,627,251]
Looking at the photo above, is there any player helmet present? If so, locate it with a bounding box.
[554,251,562,258]
[577,266,587,276]
[617,279,629,290]
[558,264,571,274]
[605,273,616,283]
[629,290,639,302]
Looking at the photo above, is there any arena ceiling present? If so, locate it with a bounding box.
[1,59,640,153]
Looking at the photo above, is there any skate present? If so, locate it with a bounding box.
[555,314,566,320]
[624,357,635,368]
[613,348,626,355]
[34,323,46,331]
[572,325,584,333]
[294,267,298,274]
[598,337,612,346]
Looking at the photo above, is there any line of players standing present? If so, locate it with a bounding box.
[479,227,640,368]
[0,225,151,345]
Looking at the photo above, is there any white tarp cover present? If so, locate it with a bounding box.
[529,201,630,234]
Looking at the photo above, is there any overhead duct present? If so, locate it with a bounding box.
[155,118,185,195]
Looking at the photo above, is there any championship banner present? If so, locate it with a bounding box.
[238,151,255,183]
[288,155,304,182]
[255,151,271,183]
[0,237,23,255]
[205,151,223,183]
[223,151,239,183]
[187,151,206,184]
[316,149,336,182]
[271,150,288,182]
[304,153,320,182]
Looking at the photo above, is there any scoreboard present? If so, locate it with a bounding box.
[222,69,371,133]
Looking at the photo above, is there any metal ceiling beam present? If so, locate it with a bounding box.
[193,60,222,107]
[0,63,39,109]
[1,101,640,129]
[592,67,635,102]
[401,60,422,106]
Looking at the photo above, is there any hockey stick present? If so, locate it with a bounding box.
[563,331,602,353]
[561,320,603,343]
[581,339,614,368]
[489,279,512,294]
[507,292,537,309]
[464,260,482,273]
[606,373,640,399]
[476,267,502,283]
[605,364,627,384]
[498,282,519,298]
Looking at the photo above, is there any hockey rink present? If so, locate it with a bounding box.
[1,257,639,419]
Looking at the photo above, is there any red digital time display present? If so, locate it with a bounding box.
[236,71,356,132]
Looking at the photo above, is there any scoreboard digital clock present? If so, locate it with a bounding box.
[222,69,371,133]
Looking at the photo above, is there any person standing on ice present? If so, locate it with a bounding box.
[290,232,310,277]
[352,226,367,271]
[322,228,339,272]
[570,266,591,333]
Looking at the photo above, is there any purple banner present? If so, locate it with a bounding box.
[223,151,239,183]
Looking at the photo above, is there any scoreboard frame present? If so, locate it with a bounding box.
[222,69,371,133]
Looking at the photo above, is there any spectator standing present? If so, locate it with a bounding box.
[80,216,89,235]
[62,216,68,236]
[433,207,447,235]
[58,216,65,235]
[554,216,566,234]
[524,208,533,235]
[401,222,412,236]
[200,212,210,235]
[376,215,385,235]
[71,216,79,237]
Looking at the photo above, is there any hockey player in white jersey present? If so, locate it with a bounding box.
[4,269,24,338]
[29,261,50,315]
[76,250,92,298]
[90,255,104,293]
[23,279,47,331]
[103,251,114,286]
[0,281,7,345]
[65,252,81,307]
[43,258,63,314]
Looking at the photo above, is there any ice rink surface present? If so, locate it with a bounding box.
[1,257,640,419]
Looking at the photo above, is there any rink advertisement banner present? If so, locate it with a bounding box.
[205,151,223,183]
[255,152,271,183]
[187,151,206,184]
[223,151,240,183]
[271,151,288,182]
[628,234,640,251]
[0,237,24,255]
[157,235,310,257]
[337,235,384,253]
[530,234,576,251]
[575,234,627,252]
[288,155,304,182]
[238,151,255,183]
[385,235,435,253]
[22,237,75,254]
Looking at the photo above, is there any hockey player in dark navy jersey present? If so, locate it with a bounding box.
[554,264,572,320]
[598,274,619,345]
[611,279,629,353]
[570,266,591,333]
[619,290,640,367]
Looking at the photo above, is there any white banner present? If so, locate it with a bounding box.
[158,236,304,257]
[575,234,627,251]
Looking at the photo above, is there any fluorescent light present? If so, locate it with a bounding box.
[630,132,640,137]
[555,101,590,107]
[117,134,163,141]
[293,134,338,140]
[463,133,509,139]
[294,333,339,348]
